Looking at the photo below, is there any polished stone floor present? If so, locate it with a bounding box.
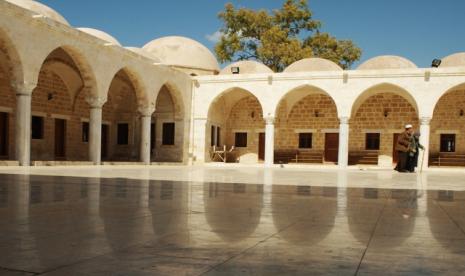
[1,166,465,275]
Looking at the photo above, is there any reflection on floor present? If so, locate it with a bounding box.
[1,173,465,275]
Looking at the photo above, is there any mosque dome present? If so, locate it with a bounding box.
[125,47,161,62]
[357,55,417,70]
[440,52,465,68]
[284,58,343,72]
[5,0,70,26]
[77,28,121,46]
[220,60,273,75]
[142,36,220,72]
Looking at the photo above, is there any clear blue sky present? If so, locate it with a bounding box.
[40,0,465,68]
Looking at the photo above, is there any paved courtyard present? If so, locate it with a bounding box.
[1,165,465,275]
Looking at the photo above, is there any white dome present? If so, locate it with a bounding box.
[142,36,220,72]
[440,52,465,68]
[357,55,417,70]
[220,60,273,75]
[5,0,69,26]
[284,58,343,72]
[77,28,121,46]
[125,47,161,62]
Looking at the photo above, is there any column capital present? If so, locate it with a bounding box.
[339,116,350,124]
[12,81,36,96]
[420,117,431,125]
[138,105,155,117]
[264,116,275,124]
[85,95,106,109]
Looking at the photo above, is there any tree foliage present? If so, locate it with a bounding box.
[215,0,362,72]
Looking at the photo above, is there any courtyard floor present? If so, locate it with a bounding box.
[0,165,465,275]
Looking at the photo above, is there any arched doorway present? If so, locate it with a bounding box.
[151,84,185,162]
[30,47,93,162]
[349,84,419,166]
[206,88,264,163]
[430,84,465,167]
[275,86,339,164]
[102,69,140,161]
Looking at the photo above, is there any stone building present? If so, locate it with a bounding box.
[1,0,464,169]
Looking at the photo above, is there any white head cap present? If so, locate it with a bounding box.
[405,124,413,129]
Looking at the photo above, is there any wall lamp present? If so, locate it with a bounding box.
[460,109,464,117]
[231,66,240,74]
[47,93,54,101]
[314,110,319,117]
[383,109,389,117]
[431,59,442,68]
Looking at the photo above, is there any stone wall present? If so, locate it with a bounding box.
[275,93,338,151]
[349,92,418,159]
[430,89,465,155]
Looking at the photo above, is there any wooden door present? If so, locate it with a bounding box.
[101,124,108,159]
[150,122,155,154]
[0,112,8,157]
[258,133,265,161]
[324,133,339,163]
[54,119,66,159]
[392,133,400,163]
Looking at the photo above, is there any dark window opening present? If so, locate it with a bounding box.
[117,123,129,145]
[31,116,44,140]
[216,126,221,147]
[211,125,216,147]
[162,122,175,145]
[82,122,89,143]
[235,132,247,147]
[365,133,380,150]
[440,134,455,152]
[298,133,312,149]
[0,112,8,156]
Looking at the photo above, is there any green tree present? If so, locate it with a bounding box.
[215,0,362,72]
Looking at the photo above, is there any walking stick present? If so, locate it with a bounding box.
[419,149,425,174]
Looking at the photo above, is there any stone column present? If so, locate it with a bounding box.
[193,118,208,163]
[419,117,431,171]
[139,107,155,165]
[264,117,275,166]
[87,96,105,165]
[14,84,34,166]
[338,117,350,168]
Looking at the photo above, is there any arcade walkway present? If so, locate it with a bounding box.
[0,166,465,275]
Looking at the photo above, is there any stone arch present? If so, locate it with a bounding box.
[102,68,143,161]
[349,83,419,166]
[429,83,465,163]
[206,87,265,163]
[0,28,22,159]
[30,46,99,162]
[151,82,186,162]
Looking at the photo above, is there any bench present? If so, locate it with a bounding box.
[349,151,379,165]
[274,149,298,164]
[429,153,465,167]
[292,150,324,163]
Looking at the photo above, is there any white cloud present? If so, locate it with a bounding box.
[205,31,223,43]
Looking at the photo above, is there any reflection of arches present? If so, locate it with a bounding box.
[271,186,337,245]
[347,188,416,247]
[148,181,188,238]
[207,88,265,163]
[203,183,263,242]
[274,85,339,154]
[430,83,465,158]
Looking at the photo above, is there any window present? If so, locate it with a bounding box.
[235,132,247,147]
[162,122,175,145]
[31,116,44,140]
[82,122,89,143]
[298,133,312,149]
[211,125,216,147]
[365,133,380,150]
[0,112,8,156]
[117,123,129,145]
[440,134,455,152]
[216,126,221,147]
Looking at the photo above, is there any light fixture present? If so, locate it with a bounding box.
[47,93,54,101]
[383,109,389,117]
[231,66,240,74]
[314,110,319,117]
[460,109,464,117]
[250,111,255,118]
[431,59,442,68]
